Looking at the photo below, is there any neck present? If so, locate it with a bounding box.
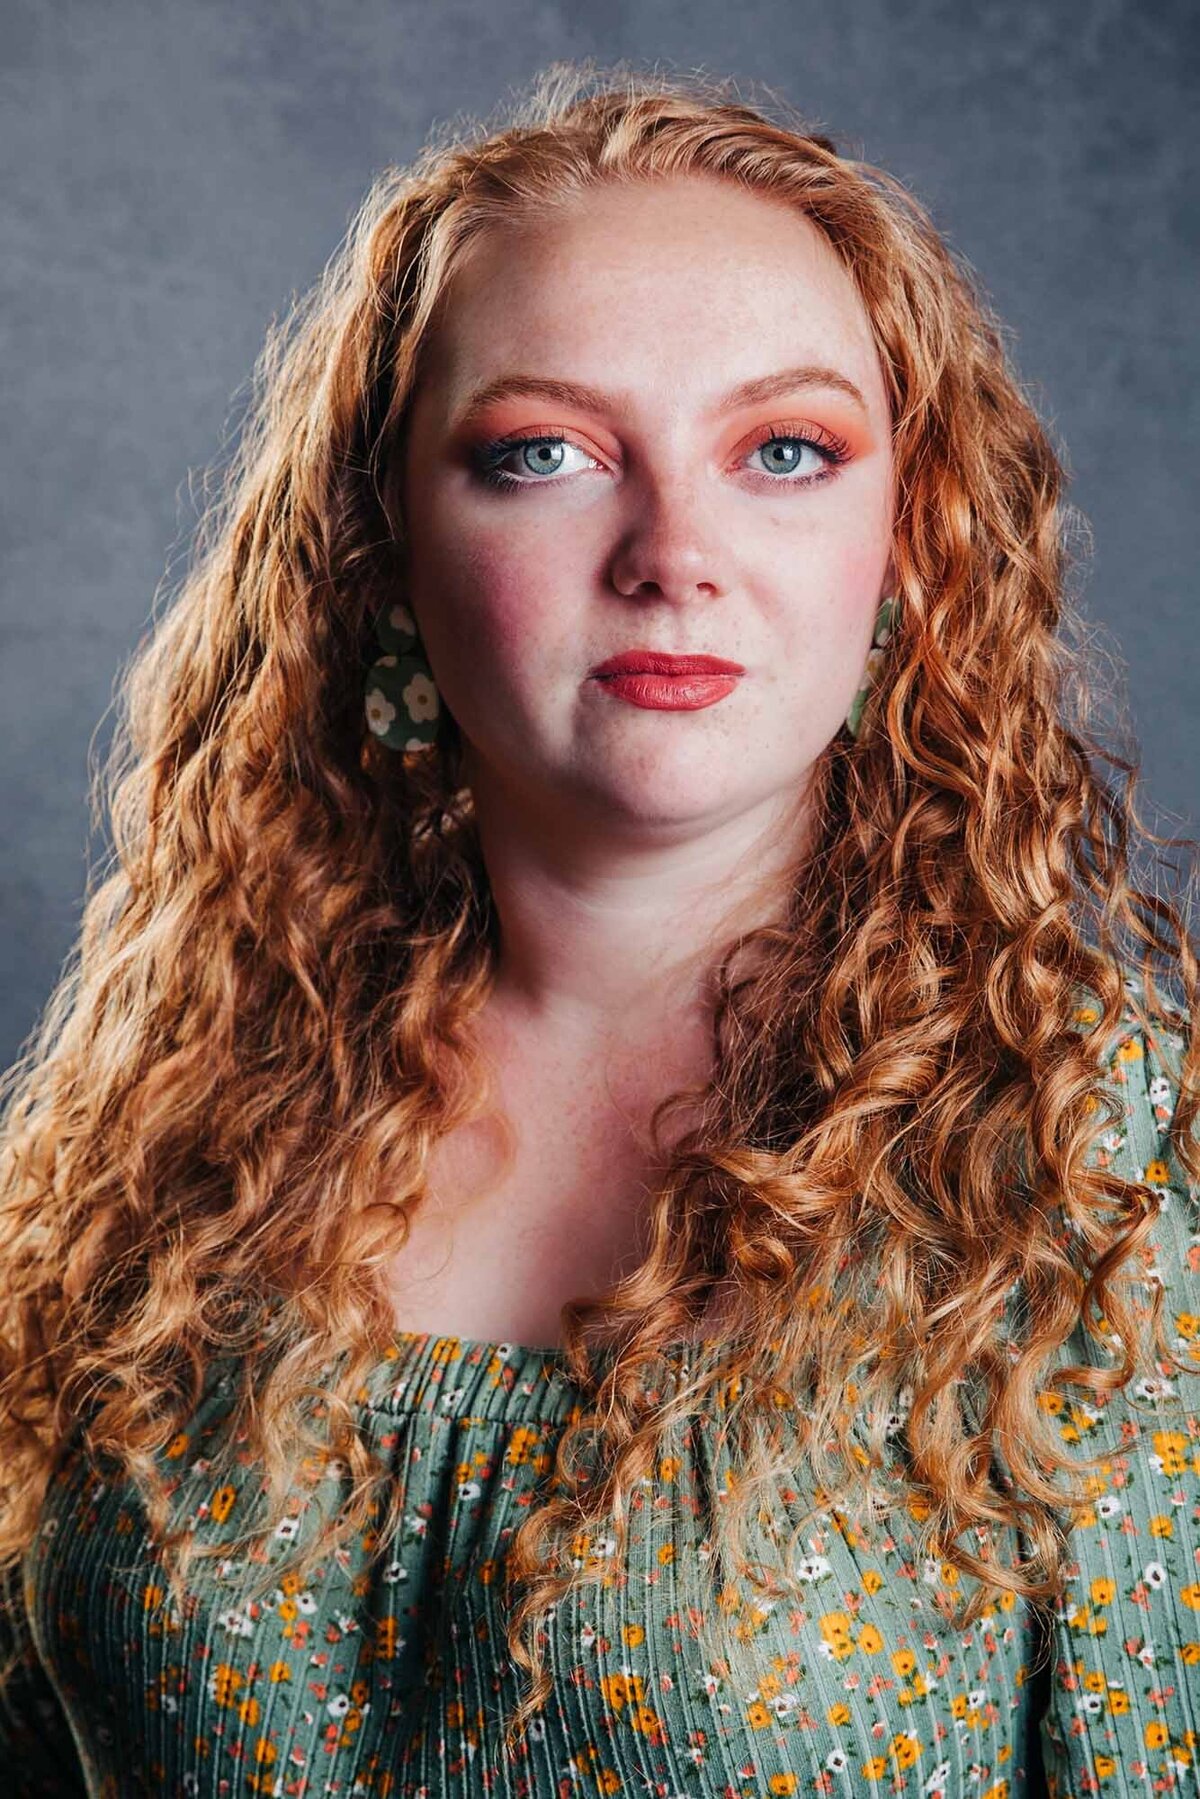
[465,757,811,1053]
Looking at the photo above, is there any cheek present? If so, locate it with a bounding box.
[415,530,566,687]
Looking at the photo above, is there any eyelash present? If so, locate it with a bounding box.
[471,420,853,492]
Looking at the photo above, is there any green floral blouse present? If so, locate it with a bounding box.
[1,1001,1196,1798]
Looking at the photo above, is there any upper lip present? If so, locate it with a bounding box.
[590,649,745,677]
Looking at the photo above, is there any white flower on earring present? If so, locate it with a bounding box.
[364,688,398,736]
[402,670,440,723]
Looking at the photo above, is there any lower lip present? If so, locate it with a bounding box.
[592,672,741,709]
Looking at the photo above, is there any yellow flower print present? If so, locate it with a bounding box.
[818,1608,856,1661]
[1180,1642,1200,1664]
[1117,1036,1144,1063]
[892,1648,917,1677]
[857,1623,885,1654]
[1177,1313,1198,1339]
[1144,1720,1169,1750]
[622,1622,645,1649]
[1152,1431,1188,1477]
[1093,1755,1116,1778]
[1143,1158,1170,1185]
[768,1777,799,1796]
[1090,1578,1116,1606]
[656,1543,675,1566]
[862,1757,889,1780]
[1107,1689,1130,1716]
[507,1425,539,1466]
[1149,1515,1174,1538]
[629,1704,665,1744]
[1181,1584,1200,1611]
[210,1484,237,1525]
[827,1703,852,1726]
[980,1783,1008,1799]
[600,1672,644,1713]
[210,1664,242,1708]
[862,1568,884,1594]
[746,1700,772,1729]
[890,1732,921,1770]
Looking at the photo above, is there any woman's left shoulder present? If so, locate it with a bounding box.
[1056,968,1198,1404]
[1072,968,1196,1231]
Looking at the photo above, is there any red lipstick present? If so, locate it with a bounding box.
[588,649,745,711]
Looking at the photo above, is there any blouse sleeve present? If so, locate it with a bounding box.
[1036,1002,1200,1796]
[0,1554,88,1796]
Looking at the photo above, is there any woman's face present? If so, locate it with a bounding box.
[399,173,894,844]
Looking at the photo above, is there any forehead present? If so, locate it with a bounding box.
[411,174,889,426]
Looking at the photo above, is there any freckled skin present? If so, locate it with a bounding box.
[400,172,894,862]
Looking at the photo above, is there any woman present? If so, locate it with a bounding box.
[0,60,1196,1798]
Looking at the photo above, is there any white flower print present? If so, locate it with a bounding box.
[215,1606,255,1638]
[365,687,397,736]
[794,1554,833,1581]
[403,669,439,722]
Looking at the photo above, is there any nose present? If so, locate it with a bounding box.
[607,471,731,604]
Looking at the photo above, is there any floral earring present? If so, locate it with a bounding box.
[363,600,441,751]
[844,595,898,739]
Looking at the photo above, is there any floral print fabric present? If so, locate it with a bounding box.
[1,1001,1196,1797]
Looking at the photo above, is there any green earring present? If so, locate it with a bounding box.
[363,600,441,751]
[844,595,897,740]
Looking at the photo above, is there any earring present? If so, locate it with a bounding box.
[363,600,441,751]
[844,594,897,740]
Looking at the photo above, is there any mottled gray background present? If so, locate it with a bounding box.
[2,0,1197,1068]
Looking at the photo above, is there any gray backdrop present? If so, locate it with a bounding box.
[2,0,1197,1070]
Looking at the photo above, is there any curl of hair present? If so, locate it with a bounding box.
[1,57,1197,1761]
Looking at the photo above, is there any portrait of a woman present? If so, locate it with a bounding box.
[0,61,1196,1798]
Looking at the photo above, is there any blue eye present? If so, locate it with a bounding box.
[471,427,850,492]
[474,435,597,487]
[753,437,827,477]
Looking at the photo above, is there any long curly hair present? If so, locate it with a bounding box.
[1,59,1197,1758]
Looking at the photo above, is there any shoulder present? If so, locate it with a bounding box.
[1071,970,1196,1269]
[1035,970,1199,1443]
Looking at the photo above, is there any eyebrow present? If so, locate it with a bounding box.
[456,363,870,425]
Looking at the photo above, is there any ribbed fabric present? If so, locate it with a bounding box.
[2,1009,1196,1797]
